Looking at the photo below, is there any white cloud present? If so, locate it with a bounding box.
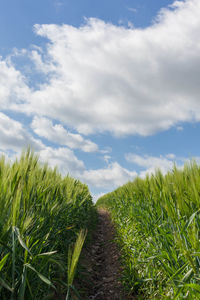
[54,0,65,11]
[30,145,136,192]
[7,0,197,137]
[79,162,137,189]
[0,113,86,178]
[128,7,137,13]
[169,1,185,9]
[100,147,112,154]
[0,113,135,192]
[126,153,176,177]
[104,155,111,164]
[0,112,43,152]
[31,116,98,152]
[177,126,183,131]
[0,1,199,138]
[0,59,30,110]
[39,147,85,176]
[166,153,176,159]
[92,192,106,203]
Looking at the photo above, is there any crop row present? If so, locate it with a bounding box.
[0,149,95,299]
[97,162,200,299]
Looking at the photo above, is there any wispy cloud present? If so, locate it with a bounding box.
[127,7,138,13]
[54,0,65,12]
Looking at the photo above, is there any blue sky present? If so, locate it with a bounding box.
[0,0,200,200]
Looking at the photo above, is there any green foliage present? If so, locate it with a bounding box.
[66,229,87,300]
[96,162,200,299]
[0,149,95,299]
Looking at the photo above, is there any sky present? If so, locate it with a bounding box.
[0,0,200,201]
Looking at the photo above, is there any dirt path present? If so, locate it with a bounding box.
[78,209,135,300]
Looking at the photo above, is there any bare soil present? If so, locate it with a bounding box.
[77,209,135,300]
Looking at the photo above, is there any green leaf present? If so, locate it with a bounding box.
[25,263,56,289]
[18,265,27,300]
[184,283,200,293]
[0,277,13,292]
[0,253,9,271]
[182,268,193,282]
[182,209,200,233]
[14,227,32,257]
[167,263,187,283]
[67,229,87,287]
[36,251,57,257]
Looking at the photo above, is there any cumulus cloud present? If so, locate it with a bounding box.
[0,59,30,110]
[38,150,137,191]
[6,0,197,137]
[39,147,85,176]
[31,116,98,152]
[126,153,176,177]
[0,113,86,178]
[0,113,135,192]
[0,112,43,152]
[79,162,137,189]
[0,0,200,137]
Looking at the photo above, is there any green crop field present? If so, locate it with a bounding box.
[0,149,95,300]
[97,162,200,299]
[2,148,200,299]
